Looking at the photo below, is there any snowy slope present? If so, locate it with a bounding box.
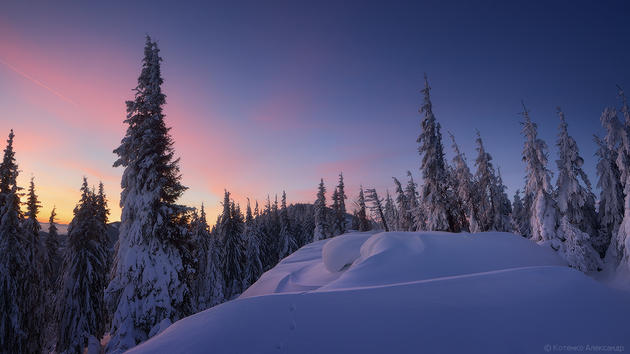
[130,231,630,354]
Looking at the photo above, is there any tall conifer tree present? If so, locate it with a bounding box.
[106,36,191,352]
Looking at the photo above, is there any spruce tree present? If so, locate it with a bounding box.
[600,107,626,263]
[474,131,497,231]
[416,75,449,231]
[405,172,422,231]
[106,36,192,352]
[243,199,263,291]
[392,177,411,231]
[555,108,597,235]
[365,188,389,232]
[190,205,209,311]
[220,191,245,300]
[520,103,559,246]
[383,190,398,231]
[611,87,630,270]
[553,108,600,270]
[330,187,340,236]
[356,186,371,232]
[46,207,61,282]
[278,191,296,258]
[511,190,528,236]
[23,176,47,353]
[331,173,347,236]
[0,130,27,353]
[56,178,108,353]
[490,168,512,232]
[449,132,477,232]
[313,179,329,241]
[593,135,623,257]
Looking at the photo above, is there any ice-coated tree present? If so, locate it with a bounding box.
[0,130,27,353]
[392,177,411,231]
[205,232,225,308]
[555,108,597,236]
[473,131,496,232]
[405,171,423,231]
[330,173,347,236]
[22,176,47,353]
[449,132,477,232]
[550,108,600,269]
[243,200,263,291]
[511,190,529,237]
[383,190,399,231]
[219,191,245,300]
[593,135,623,257]
[313,178,329,241]
[490,168,512,232]
[46,207,61,282]
[365,188,389,232]
[356,185,371,232]
[330,187,340,235]
[56,178,109,354]
[611,87,630,270]
[557,216,602,272]
[416,75,449,231]
[599,107,626,262]
[190,205,210,311]
[278,191,296,258]
[520,103,559,246]
[106,37,192,352]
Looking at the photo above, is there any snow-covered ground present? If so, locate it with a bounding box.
[130,231,630,354]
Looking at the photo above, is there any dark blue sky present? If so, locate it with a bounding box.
[1,0,630,221]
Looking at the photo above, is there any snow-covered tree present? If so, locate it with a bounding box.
[383,190,399,231]
[405,171,423,231]
[22,176,47,353]
[0,130,27,353]
[278,191,296,258]
[243,199,263,291]
[313,179,329,241]
[416,75,450,231]
[611,87,630,270]
[355,186,371,232]
[474,131,496,232]
[593,135,623,257]
[365,188,389,232]
[189,205,209,311]
[219,191,245,300]
[490,168,512,232]
[555,108,597,236]
[392,177,411,231]
[56,177,108,354]
[520,103,559,246]
[449,132,477,232]
[599,107,626,263]
[557,216,602,272]
[46,207,61,282]
[106,37,193,352]
[330,173,347,236]
[511,190,529,237]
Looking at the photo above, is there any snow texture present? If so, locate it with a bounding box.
[129,231,630,354]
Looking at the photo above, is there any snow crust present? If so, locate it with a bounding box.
[130,231,630,354]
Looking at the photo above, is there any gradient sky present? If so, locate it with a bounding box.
[1,0,629,224]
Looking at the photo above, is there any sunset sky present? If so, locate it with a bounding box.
[1,1,629,224]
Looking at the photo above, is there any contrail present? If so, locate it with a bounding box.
[0,57,78,107]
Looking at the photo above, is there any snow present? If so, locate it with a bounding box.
[321,232,372,273]
[129,231,630,354]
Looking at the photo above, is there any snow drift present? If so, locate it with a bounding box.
[129,231,630,354]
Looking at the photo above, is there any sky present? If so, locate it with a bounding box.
[1,0,629,224]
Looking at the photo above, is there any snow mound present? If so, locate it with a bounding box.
[321,232,373,272]
[129,231,630,354]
